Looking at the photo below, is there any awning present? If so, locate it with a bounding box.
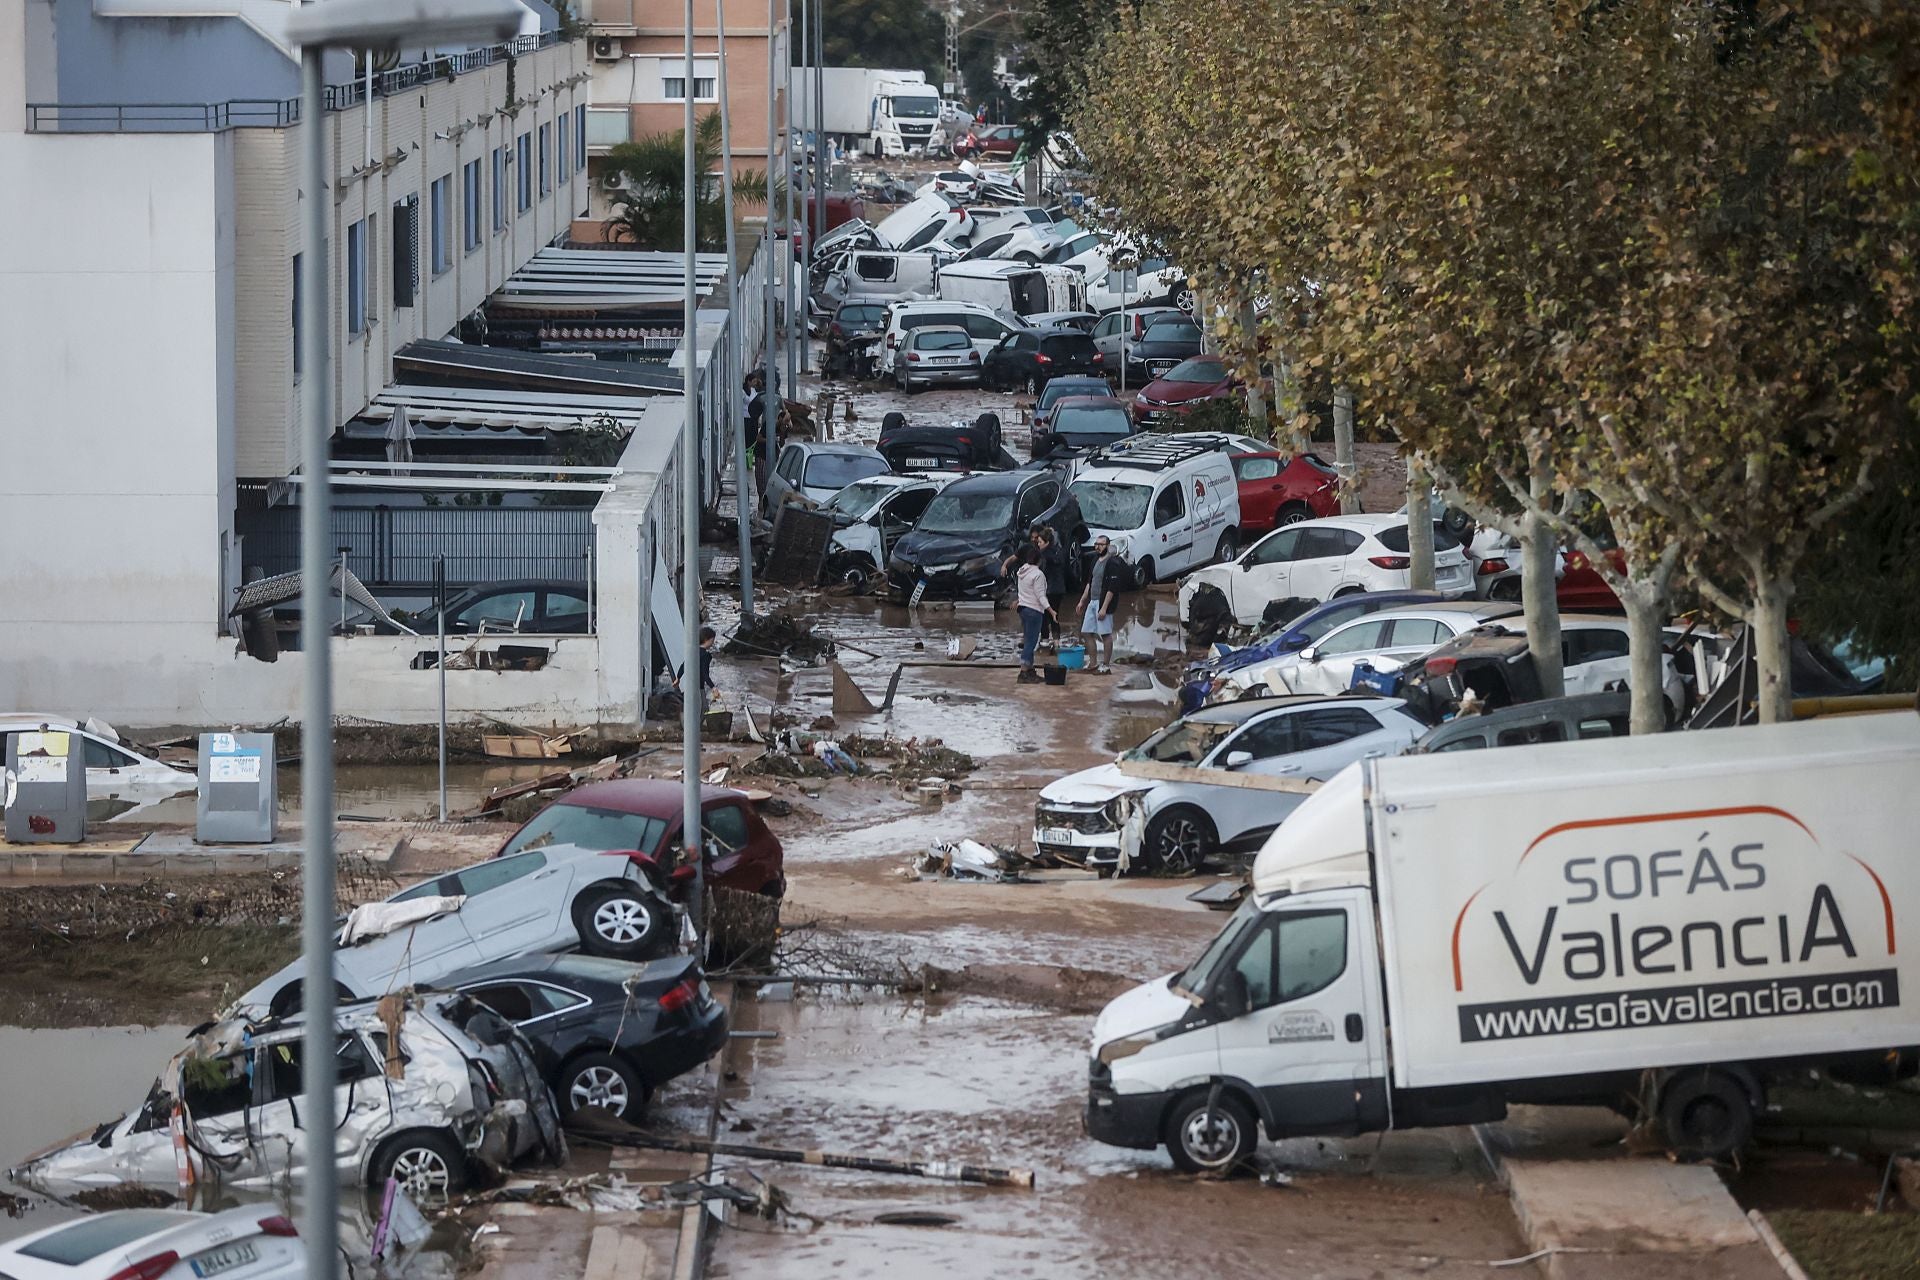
[392,340,683,394]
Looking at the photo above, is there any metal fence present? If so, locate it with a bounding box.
[237,504,596,591]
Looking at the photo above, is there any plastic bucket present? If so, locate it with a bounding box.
[1043,665,1068,686]
[1057,643,1087,670]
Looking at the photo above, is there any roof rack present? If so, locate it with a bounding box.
[1083,434,1222,472]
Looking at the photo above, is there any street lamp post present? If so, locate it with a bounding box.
[716,0,752,621]
[283,3,523,1276]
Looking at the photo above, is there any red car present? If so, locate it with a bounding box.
[1130,355,1237,426]
[955,123,1023,159]
[1231,451,1341,533]
[1558,548,1626,611]
[499,780,786,900]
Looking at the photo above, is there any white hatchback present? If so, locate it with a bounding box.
[1232,601,1522,696]
[0,1209,304,1280]
[1179,513,1475,628]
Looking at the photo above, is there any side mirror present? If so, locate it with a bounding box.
[1222,750,1253,770]
[1301,645,1319,663]
[1214,970,1251,1020]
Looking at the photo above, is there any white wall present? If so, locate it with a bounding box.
[0,130,239,723]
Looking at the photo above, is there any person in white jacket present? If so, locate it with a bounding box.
[1014,546,1056,684]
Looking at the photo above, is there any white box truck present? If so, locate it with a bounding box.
[1087,713,1920,1172]
[792,68,939,157]
[793,67,882,151]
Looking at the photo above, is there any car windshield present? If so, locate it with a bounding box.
[917,489,1015,536]
[893,96,940,118]
[1038,379,1104,411]
[1052,405,1132,444]
[913,329,971,351]
[1127,718,1234,765]
[1175,898,1260,999]
[1070,480,1152,529]
[1143,319,1201,343]
[804,453,889,490]
[500,803,669,858]
[1163,358,1226,383]
[824,480,895,517]
[838,305,885,326]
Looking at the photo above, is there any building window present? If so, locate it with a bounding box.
[661,76,716,101]
[463,159,482,253]
[291,253,302,377]
[586,107,631,148]
[491,145,506,232]
[575,104,587,168]
[538,123,551,198]
[430,174,452,274]
[516,132,532,211]
[556,122,568,192]
[346,218,367,335]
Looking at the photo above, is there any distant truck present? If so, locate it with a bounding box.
[1086,712,1920,1172]
[794,67,942,157]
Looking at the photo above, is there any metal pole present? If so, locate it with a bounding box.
[1119,270,1129,396]
[717,0,754,621]
[798,0,811,378]
[296,49,340,1280]
[337,548,349,634]
[681,0,706,953]
[781,0,796,397]
[761,0,778,526]
[435,555,447,822]
[812,0,823,254]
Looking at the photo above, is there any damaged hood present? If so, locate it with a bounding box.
[1091,973,1192,1049]
[1040,762,1152,806]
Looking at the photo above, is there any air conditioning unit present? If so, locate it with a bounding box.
[600,170,630,194]
[591,37,620,60]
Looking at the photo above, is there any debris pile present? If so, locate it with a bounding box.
[722,612,837,664]
[909,839,1032,883]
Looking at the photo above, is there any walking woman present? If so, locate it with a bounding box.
[1015,546,1055,684]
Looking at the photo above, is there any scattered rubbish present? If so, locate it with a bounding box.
[874,1211,960,1228]
[704,765,730,785]
[1187,880,1250,910]
[945,637,977,661]
[760,509,837,586]
[447,1170,780,1216]
[373,1178,433,1258]
[724,611,837,663]
[831,660,879,715]
[481,727,574,759]
[912,777,950,803]
[912,839,1031,882]
[584,1132,1036,1189]
[811,740,860,773]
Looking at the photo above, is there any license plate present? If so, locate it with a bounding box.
[1150,361,1175,373]
[929,356,958,364]
[905,457,940,469]
[192,1243,258,1278]
[1041,826,1075,845]
[910,579,928,607]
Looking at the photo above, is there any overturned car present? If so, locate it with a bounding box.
[11,993,566,1199]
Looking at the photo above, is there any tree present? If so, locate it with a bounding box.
[1009,0,1139,146]
[814,0,942,81]
[604,111,769,252]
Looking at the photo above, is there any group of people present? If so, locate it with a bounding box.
[1010,528,1126,683]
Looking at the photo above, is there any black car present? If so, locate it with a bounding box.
[1032,375,1111,434]
[981,326,1105,394]
[443,952,727,1124]
[886,467,1086,601]
[1126,315,1205,384]
[824,299,888,378]
[876,411,1009,471]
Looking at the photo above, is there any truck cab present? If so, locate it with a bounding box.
[870,78,942,157]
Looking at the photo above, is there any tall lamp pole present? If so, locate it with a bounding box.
[681,0,706,952]
[762,0,778,509]
[283,3,522,1277]
[781,0,796,397]
[716,0,751,620]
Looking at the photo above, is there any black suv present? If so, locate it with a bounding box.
[886,467,1086,601]
[981,326,1105,394]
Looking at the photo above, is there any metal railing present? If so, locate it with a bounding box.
[238,503,596,590]
[26,31,564,134]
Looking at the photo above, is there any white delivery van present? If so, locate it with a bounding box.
[1087,713,1920,1171]
[1067,436,1242,583]
[937,260,1087,319]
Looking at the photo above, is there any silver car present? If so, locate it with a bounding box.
[895,324,983,392]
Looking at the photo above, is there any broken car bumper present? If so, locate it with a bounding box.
[1084,1084,1167,1150]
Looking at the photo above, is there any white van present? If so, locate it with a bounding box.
[1067,436,1242,583]
[937,260,1086,320]
[877,299,1023,375]
[825,249,945,308]
[1087,713,1920,1172]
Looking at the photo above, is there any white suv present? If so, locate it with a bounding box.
[1179,513,1475,627]
[1068,437,1243,583]
[878,299,1022,375]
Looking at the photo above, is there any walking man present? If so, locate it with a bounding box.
[1078,535,1119,673]
[1015,546,1055,684]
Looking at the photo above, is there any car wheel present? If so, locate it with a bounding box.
[1138,808,1214,876]
[1174,287,1198,314]
[1659,1070,1754,1162]
[1332,585,1364,598]
[838,559,873,592]
[1276,503,1312,528]
[1022,373,1040,395]
[267,979,355,1019]
[372,1130,466,1197]
[559,1051,648,1125]
[1164,1089,1256,1174]
[1489,576,1523,602]
[577,886,668,960]
[1135,556,1156,585]
[1213,530,1238,564]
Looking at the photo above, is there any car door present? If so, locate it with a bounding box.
[1228,527,1302,623]
[1232,455,1283,530]
[1212,893,1387,1135]
[962,312,1013,361]
[1561,625,1633,695]
[210,1031,387,1183]
[768,444,804,506]
[1289,527,1362,601]
[1294,617,1392,694]
[702,800,759,890]
[1372,615,1453,674]
[446,849,574,957]
[1092,311,1122,362]
[1198,712,1304,844]
[1149,480,1194,572]
[1286,706,1407,779]
[1017,479,1058,534]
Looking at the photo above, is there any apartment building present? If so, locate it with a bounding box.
[0,0,596,725]
[582,0,786,225]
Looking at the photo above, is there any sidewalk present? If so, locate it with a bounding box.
[1476,1106,1788,1280]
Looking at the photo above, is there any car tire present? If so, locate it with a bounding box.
[558,1051,648,1125]
[267,979,356,1020]
[372,1129,467,1197]
[1174,287,1198,314]
[1213,529,1238,564]
[1135,556,1156,585]
[1332,585,1364,598]
[576,886,669,960]
[1276,503,1312,528]
[1138,808,1215,876]
[1489,577,1523,602]
[1163,1089,1256,1174]
[1659,1070,1754,1162]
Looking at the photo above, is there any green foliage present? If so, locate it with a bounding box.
[605,111,770,251]
[1011,0,1138,148]
[813,0,942,82]
[1796,424,1920,687]
[1160,398,1261,441]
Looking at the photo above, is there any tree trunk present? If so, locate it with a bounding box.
[1333,388,1358,514]
[1620,583,1670,735]
[1239,302,1268,439]
[1406,459,1435,590]
[1748,574,1795,724]
[1519,510,1564,699]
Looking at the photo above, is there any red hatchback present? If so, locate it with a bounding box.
[499,780,786,899]
[1131,356,1236,426]
[1231,451,1341,533]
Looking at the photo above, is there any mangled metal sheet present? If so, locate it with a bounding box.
[228,564,416,636]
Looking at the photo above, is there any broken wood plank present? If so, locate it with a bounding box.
[1114,759,1322,794]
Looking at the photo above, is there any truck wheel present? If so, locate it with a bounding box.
[576,886,668,960]
[372,1130,467,1197]
[1659,1071,1754,1161]
[1164,1089,1256,1174]
[1139,808,1215,876]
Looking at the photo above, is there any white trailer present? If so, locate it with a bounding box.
[792,67,880,150]
[1087,713,1920,1171]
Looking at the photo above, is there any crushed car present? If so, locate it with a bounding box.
[10,993,565,1199]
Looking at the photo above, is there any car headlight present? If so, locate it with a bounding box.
[959,553,996,575]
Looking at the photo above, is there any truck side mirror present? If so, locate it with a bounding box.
[1214,970,1250,1020]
